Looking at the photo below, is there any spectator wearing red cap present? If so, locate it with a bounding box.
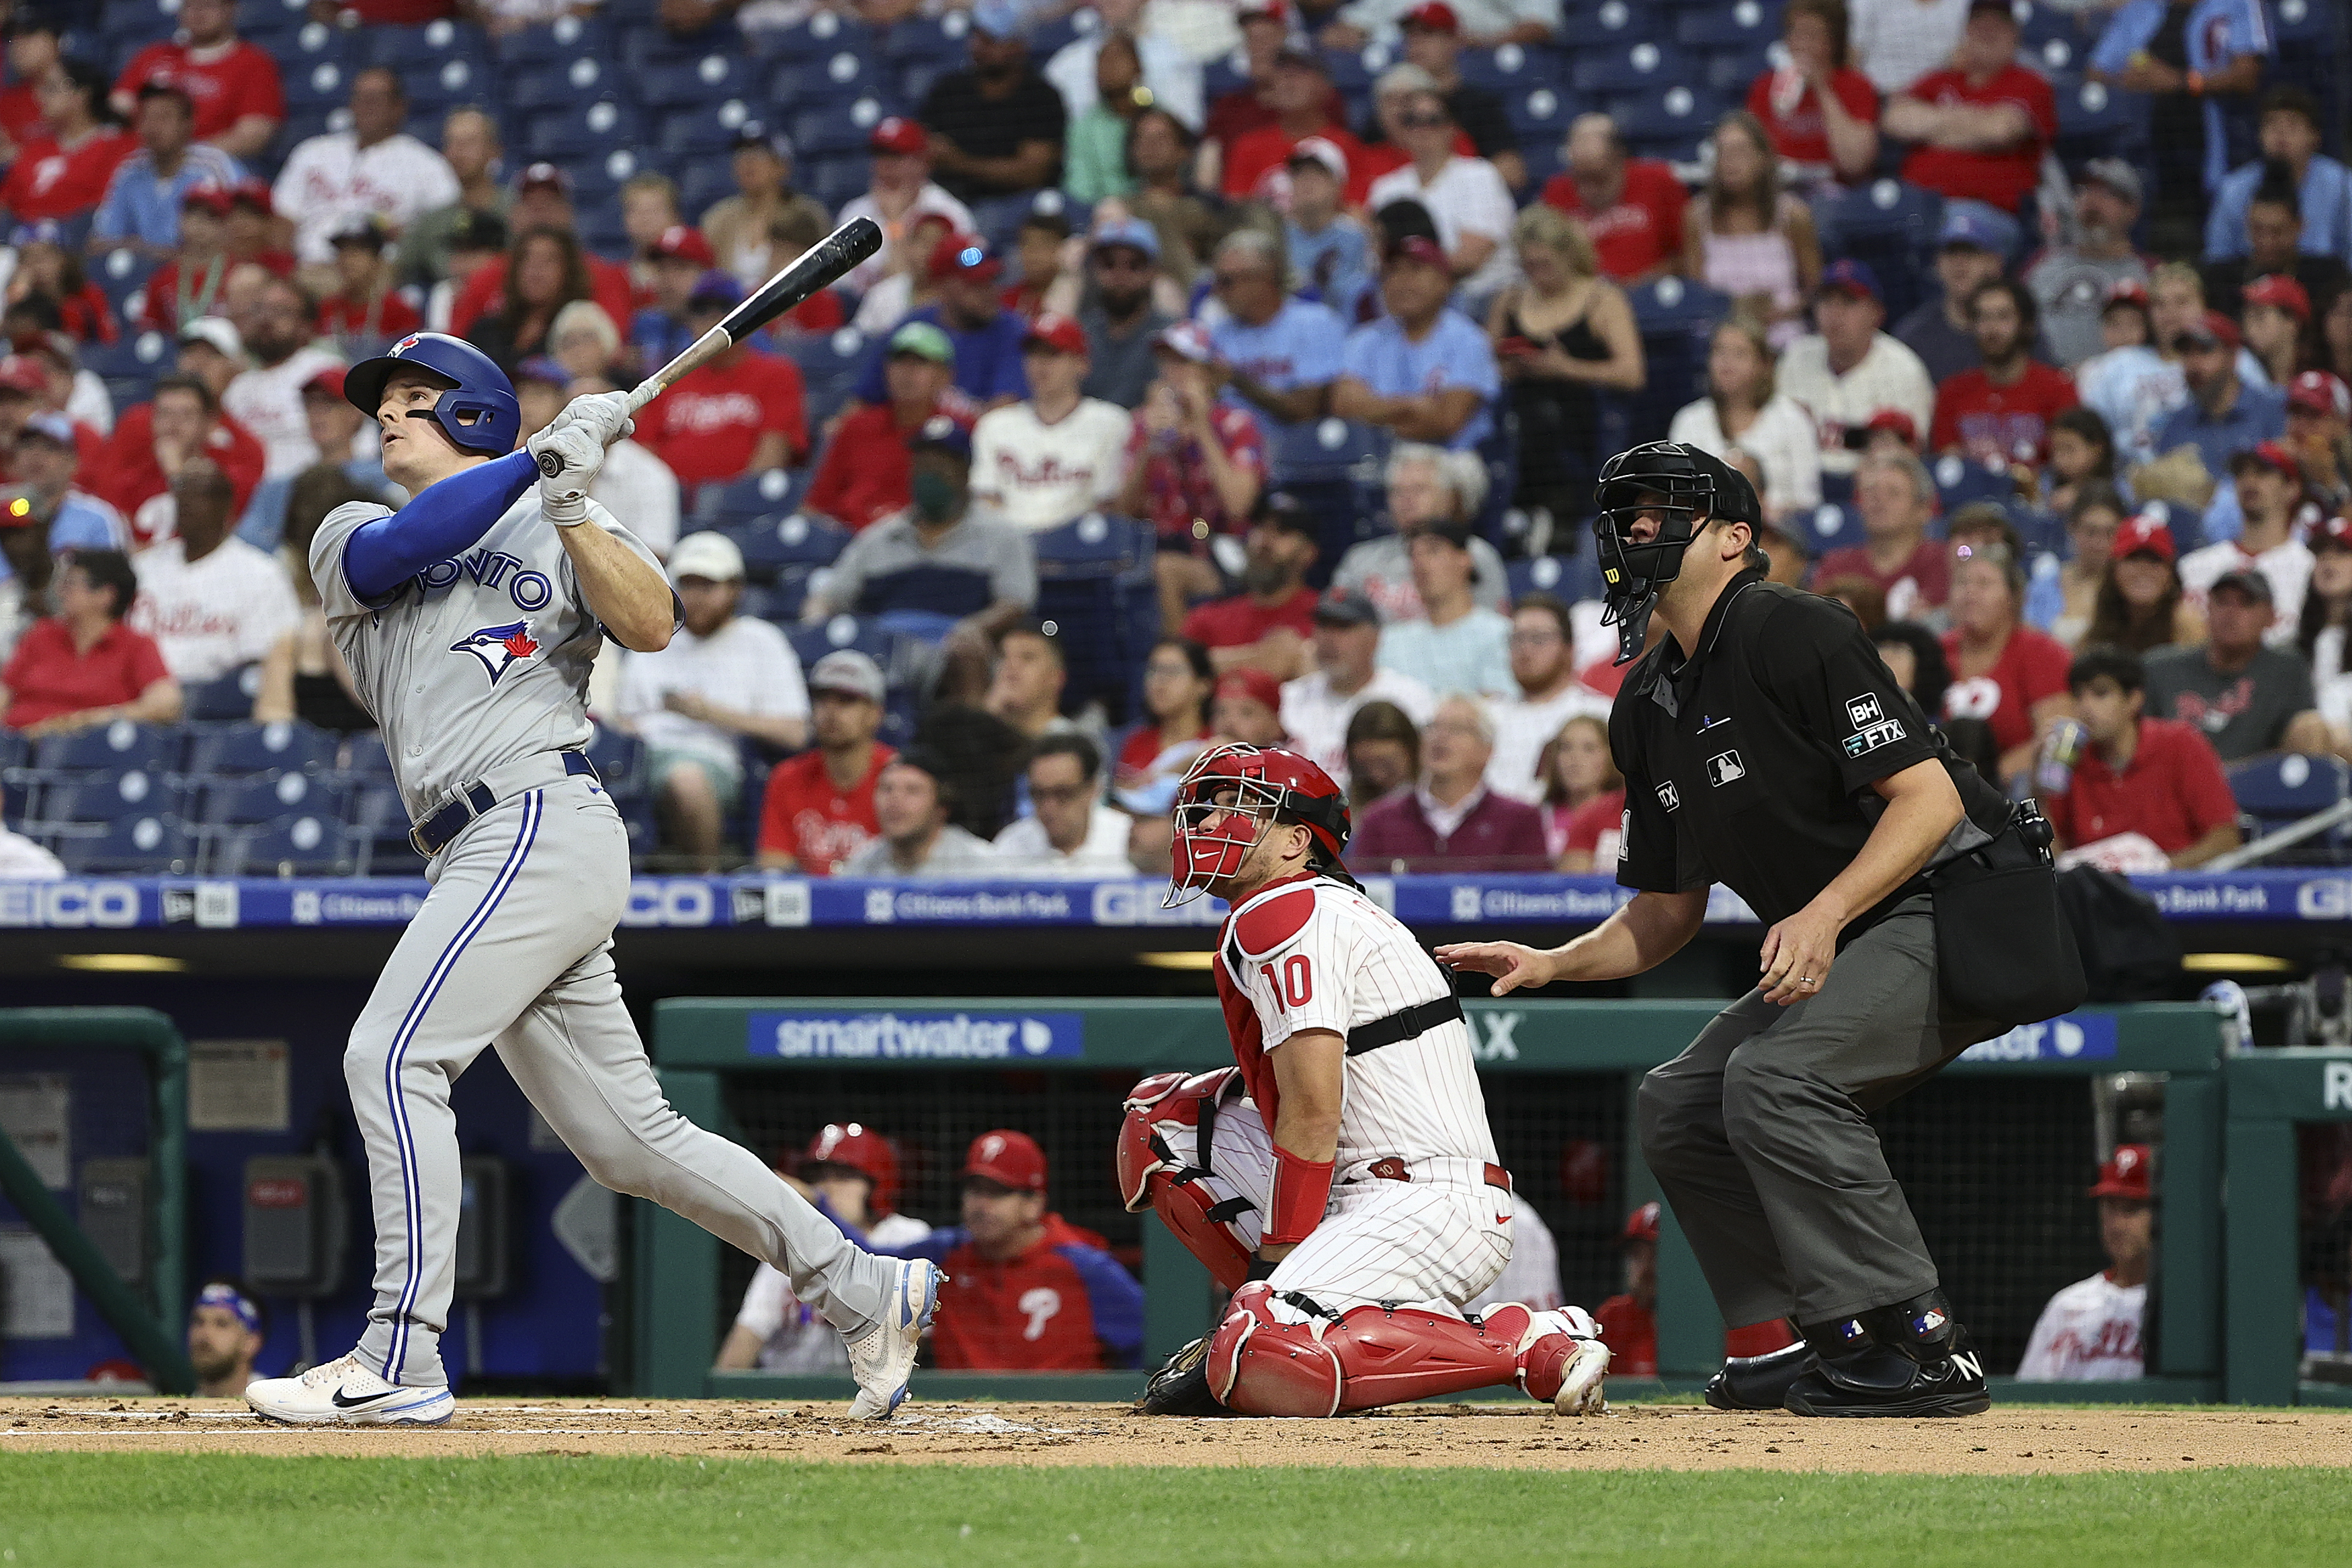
[89,82,246,259]
[637,271,810,496]
[805,322,978,533]
[108,0,282,163]
[1203,0,1349,171]
[716,1122,933,1373]
[1538,114,1686,287]
[2084,511,2208,654]
[2044,644,2239,869]
[2240,273,2312,389]
[2283,369,2352,515]
[1221,48,1368,202]
[918,6,1069,206]
[835,117,976,300]
[269,67,458,271]
[851,235,1032,412]
[297,364,388,494]
[1779,259,1937,476]
[1930,278,2080,469]
[894,1131,1143,1371]
[1210,664,1289,746]
[1122,320,1267,629]
[1352,693,1549,869]
[0,547,179,734]
[1181,490,1320,678]
[2180,439,2316,631]
[0,60,132,226]
[444,167,636,340]
[968,312,1130,534]
[2016,1145,2155,1381]
[390,108,507,289]
[1886,0,2056,217]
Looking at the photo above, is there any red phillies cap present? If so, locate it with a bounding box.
[2089,1143,2152,1200]
[929,231,1002,281]
[1387,234,1448,270]
[2103,277,2150,310]
[2243,272,2312,322]
[2312,513,2352,552]
[1214,666,1284,713]
[2178,309,2240,351]
[1402,0,1459,30]
[302,365,346,400]
[870,116,927,157]
[1237,0,1288,22]
[651,224,714,266]
[1865,408,1919,445]
[962,1129,1048,1192]
[0,355,46,395]
[2111,511,2177,562]
[181,182,233,217]
[1621,1201,1662,1245]
[2230,438,2300,482]
[2288,369,2352,421]
[230,177,273,214]
[1023,310,1089,357]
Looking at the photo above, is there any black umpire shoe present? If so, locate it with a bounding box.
[1783,1290,1990,1418]
[1136,1336,1233,1416]
[1703,1340,1814,1411]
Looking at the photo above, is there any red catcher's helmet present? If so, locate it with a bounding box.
[800,1123,901,1216]
[1167,742,1350,905]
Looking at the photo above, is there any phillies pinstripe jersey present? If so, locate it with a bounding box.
[1214,871,1500,1188]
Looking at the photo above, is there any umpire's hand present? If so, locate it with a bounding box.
[1757,903,1841,1006]
[1434,942,1557,996]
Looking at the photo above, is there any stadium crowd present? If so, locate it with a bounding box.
[1,0,2350,880]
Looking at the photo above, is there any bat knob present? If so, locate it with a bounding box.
[536,451,564,477]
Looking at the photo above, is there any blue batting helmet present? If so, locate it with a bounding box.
[344,332,521,456]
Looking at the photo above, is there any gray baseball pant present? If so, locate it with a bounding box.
[344,773,896,1387]
[1634,896,2005,1329]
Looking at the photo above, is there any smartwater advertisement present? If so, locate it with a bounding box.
[745,1009,1087,1062]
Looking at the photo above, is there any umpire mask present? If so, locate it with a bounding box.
[1591,441,1764,664]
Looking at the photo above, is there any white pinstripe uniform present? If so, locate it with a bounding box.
[1181,873,1514,1312]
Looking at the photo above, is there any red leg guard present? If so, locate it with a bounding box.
[1144,1170,1254,1293]
[1206,1283,1523,1416]
[1479,1303,1610,1411]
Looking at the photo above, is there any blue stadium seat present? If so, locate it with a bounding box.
[240,0,312,43]
[509,56,617,114]
[1675,0,1777,50]
[787,613,896,675]
[1316,44,1378,95]
[770,48,882,104]
[692,468,804,527]
[881,11,970,60]
[2228,752,2352,864]
[1508,85,1573,143]
[85,328,173,407]
[581,722,647,798]
[1032,512,1150,578]
[1560,0,1662,50]
[1025,9,1095,59]
[196,771,345,828]
[0,728,26,773]
[1802,501,1865,554]
[340,730,393,779]
[784,326,878,430]
[401,55,498,111]
[207,815,360,877]
[281,28,355,110]
[1704,44,1773,95]
[1506,553,1607,605]
[51,815,194,875]
[806,155,874,212]
[1271,416,1380,484]
[661,99,765,157]
[642,52,753,108]
[1932,453,2014,513]
[558,147,655,208]
[1628,275,1731,442]
[92,248,159,314]
[677,162,736,218]
[2135,497,2203,554]
[726,510,846,578]
[791,96,898,159]
[1814,178,1943,326]
[178,666,262,722]
[2053,77,2150,157]
[28,769,175,827]
[1568,41,1671,95]
[100,0,177,47]
[1202,49,1251,101]
[1456,42,1559,90]
[185,720,341,779]
[524,99,643,161]
[1616,84,1722,160]
[32,722,184,778]
[492,13,616,65]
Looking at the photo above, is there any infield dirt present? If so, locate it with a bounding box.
[1,1398,2342,1473]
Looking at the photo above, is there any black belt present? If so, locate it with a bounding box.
[411,752,596,857]
[1345,993,1464,1056]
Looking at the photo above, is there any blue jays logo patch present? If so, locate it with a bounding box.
[451,620,541,684]
[391,333,421,355]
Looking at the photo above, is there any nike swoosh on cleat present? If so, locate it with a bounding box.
[330,1387,401,1409]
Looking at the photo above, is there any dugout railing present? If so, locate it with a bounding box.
[2222,1047,2352,1406]
[0,1007,196,1393]
[637,998,2224,1404]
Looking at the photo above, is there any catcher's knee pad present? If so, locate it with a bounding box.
[1207,1283,1523,1417]
[1117,1068,1254,1292]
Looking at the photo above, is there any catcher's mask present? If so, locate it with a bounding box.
[1167,742,1351,907]
[1591,441,1763,664]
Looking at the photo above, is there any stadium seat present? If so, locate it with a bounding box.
[2054,77,2151,159]
[185,720,340,779]
[1506,554,1607,605]
[1802,501,1865,554]
[581,722,647,799]
[196,771,345,828]
[726,511,847,580]
[1616,85,1722,161]
[677,162,736,218]
[660,99,764,157]
[2135,497,2203,554]
[509,56,617,114]
[770,48,884,104]
[1560,0,1660,46]
[1032,512,1151,579]
[1628,275,1731,443]
[1674,0,1777,50]
[2228,753,2352,865]
[207,814,360,877]
[1271,415,1380,484]
[1704,44,1774,96]
[639,52,750,108]
[791,96,897,159]
[1568,40,1671,96]
[84,328,173,407]
[806,155,874,211]
[27,768,176,828]
[1813,179,1943,326]
[32,722,183,779]
[1507,85,1573,142]
[777,10,881,59]
[693,468,805,527]
[787,613,896,675]
[491,12,616,65]
[93,248,159,314]
[401,56,499,111]
[783,327,877,431]
[341,730,393,779]
[50,814,194,875]
[282,32,355,111]
[179,666,263,722]
[880,11,968,60]
[100,0,177,47]
[1932,453,2014,513]
[1456,42,1558,91]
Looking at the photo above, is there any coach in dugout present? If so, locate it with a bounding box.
[893,1131,1144,1371]
[1445,439,2079,1418]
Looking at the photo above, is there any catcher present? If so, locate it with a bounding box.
[1116,742,1609,1417]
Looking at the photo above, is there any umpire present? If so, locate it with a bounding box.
[1441,441,2052,1418]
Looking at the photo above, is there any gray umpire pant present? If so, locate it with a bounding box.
[343,772,898,1388]
[1635,895,2005,1330]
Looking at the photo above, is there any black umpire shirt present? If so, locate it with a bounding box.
[1610,570,2012,931]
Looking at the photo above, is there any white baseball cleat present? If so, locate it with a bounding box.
[245,1354,455,1427]
[1551,1334,1612,1417]
[845,1258,943,1421]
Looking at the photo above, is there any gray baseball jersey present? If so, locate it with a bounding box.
[317,481,901,1390]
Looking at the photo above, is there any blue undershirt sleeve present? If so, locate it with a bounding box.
[343,449,540,602]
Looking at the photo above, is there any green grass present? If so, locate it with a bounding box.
[2,1456,2349,1567]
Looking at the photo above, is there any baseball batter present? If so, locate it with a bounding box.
[1118,742,1609,1417]
[242,334,940,1426]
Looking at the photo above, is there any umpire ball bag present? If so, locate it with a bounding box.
[1927,799,2089,1026]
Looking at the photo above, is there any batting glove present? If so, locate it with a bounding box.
[549,389,636,448]
[527,422,605,527]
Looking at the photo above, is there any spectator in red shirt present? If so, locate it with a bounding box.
[1943,541,2075,782]
[1539,114,1686,285]
[1887,0,2057,217]
[804,321,974,533]
[446,165,636,339]
[1931,278,2080,468]
[1179,490,1319,677]
[1122,319,1267,636]
[314,213,419,357]
[1,60,133,226]
[2045,644,2242,867]
[0,548,181,734]
[638,271,808,496]
[108,0,284,164]
[463,224,597,375]
[755,650,896,875]
[1221,48,1366,203]
[100,361,267,546]
[222,178,294,279]
[6,221,116,344]
[1204,0,1348,167]
[0,17,60,159]
[897,1131,1145,1371]
[1749,0,1880,185]
[1351,693,1552,870]
[1810,450,1951,617]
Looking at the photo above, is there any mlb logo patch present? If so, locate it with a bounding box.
[1656,781,1680,812]
[1846,692,1884,729]
[1706,750,1745,787]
